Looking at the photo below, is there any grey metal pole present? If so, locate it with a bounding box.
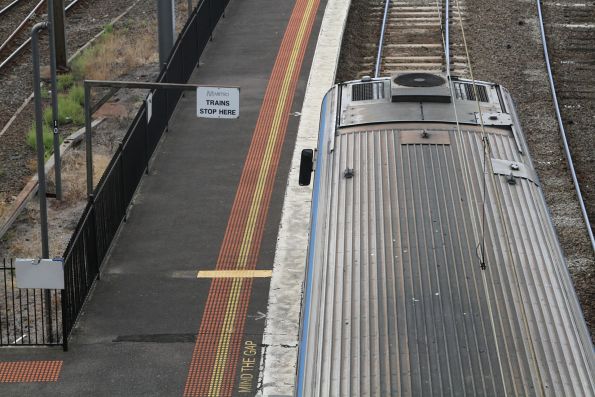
[32,21,54,343]
[157,0,175,67]
[48,0,62,200]
[32,22,50,258]
[84,82,93,196]
[445,0,450,77]
[188,0,192,17]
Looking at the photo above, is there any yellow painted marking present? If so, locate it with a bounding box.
[206,0,318,394]
[197,270,273,279]
[209,278,242,397]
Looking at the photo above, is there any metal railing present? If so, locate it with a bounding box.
[0,259,63,346]
[1,0,231,350]
[61,0,231,350]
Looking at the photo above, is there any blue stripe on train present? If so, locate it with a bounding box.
[296,93,329,396]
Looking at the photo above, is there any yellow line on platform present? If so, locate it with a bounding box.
[207,0,318,394]
[196,270,273,279]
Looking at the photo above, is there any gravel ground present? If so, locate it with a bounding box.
[541,1,594,236]
[0,0,195,258]
[335,0,381,82]
[0,0,143,199]
[337,0,594,337]
[462,0,594,338]
[0,0,38,48]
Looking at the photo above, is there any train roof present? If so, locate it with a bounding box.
[340,73,509,128]
[300,74,595,395]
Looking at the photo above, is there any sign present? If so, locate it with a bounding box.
[146,92,153,123]
[15,258,64,289]
[196,87,240,119]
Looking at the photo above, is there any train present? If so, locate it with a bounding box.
[296,72,595,396]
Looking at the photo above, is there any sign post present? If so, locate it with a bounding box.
[146,92,153,123]
[84,80,240,195]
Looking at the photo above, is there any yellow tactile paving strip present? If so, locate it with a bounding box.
[197,270,273,278]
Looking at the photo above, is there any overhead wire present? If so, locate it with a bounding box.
[435,0,510,391]
[450,0,546,393]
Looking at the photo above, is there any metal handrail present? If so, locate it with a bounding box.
[536,0,595,252]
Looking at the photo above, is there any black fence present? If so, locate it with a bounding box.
[0,0,230,350]
[0,259,62,346]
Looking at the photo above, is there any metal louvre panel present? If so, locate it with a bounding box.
[303,126,595,396]
[454,82,489,102]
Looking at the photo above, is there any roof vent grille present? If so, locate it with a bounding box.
[454,82,489,102]
[351,82,384,101]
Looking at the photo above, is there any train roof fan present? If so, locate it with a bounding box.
[391,72,452,103]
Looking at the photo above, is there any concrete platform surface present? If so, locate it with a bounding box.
[0,0,326,395]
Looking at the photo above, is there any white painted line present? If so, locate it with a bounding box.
[13,334,27,344]
[258,0,350,394]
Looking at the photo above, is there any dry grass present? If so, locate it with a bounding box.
[1,3,187,259]
[0,193,8,220]
[2,209,39,258]
[48,150,110,207]
[74,22,158,81]
[2,150,110,258]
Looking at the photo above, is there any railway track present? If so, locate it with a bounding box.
[0,0,81,73]
[0,0,26,17]
[368,0,469,78]
[353,0,594,251]
[538,0,595,250]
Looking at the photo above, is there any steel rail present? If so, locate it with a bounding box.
[0,0,81,73]
[444,0,449,76]
[536,0,595,252]
[374,0,391,77]
[0,0,24,17]
[0,0,45,54]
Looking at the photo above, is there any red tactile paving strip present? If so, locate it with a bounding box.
[0,361,63,383]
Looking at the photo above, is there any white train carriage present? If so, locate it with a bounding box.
[296,72,595,396]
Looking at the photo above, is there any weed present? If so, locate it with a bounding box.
[26,123,55,158]
[103,23,114,34]
[60,97,85,125]
[41,96,84,126]
[40,86,51,99]
[42,106,54,126]
[68,85,85,106]
[57,73,75,91]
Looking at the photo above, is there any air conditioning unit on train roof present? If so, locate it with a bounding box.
[390,72,452,103]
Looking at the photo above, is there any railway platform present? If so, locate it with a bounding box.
[0,0,328,394]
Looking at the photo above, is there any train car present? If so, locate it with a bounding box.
[296,72,595,396]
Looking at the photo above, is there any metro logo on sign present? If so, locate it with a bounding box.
[196,87,240,119]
